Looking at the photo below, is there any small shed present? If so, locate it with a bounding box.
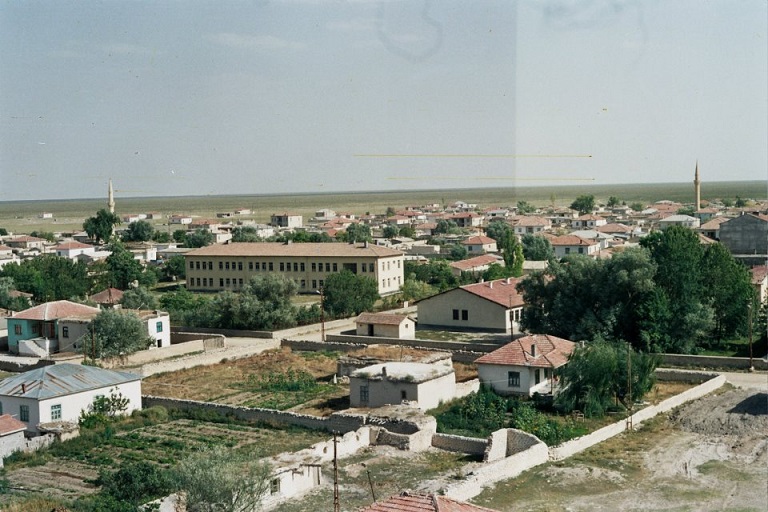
[355,312,415,339]
[349,362,456,411]
[0,414,27,463]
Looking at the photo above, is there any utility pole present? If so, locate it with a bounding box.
[748,301,754,372]
[626,341,633,431]
[333,433,340,512]
[319,287,326,342]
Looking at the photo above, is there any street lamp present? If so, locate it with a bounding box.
[317,287,325,342]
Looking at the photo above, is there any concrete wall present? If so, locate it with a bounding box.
[325,334,501,354]
[431,433,488,456]
[418,289,509,332]
[660,353,768,371]
[719,213,768,255]
[549,374,726,461]
[96,337,225,370]
[443,430,549,502]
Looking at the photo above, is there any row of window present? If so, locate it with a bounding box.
[452,309,469,321]
[0,403,60,422]
[507,369,550,388]
[189,277,326,290]
[189,260,388,273]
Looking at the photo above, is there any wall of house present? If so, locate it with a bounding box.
[719,214,768,255]
[57,320,91,353]
[0,431,26,461]
[6,318,31,353]
[417,290,509,332]
[262,465,322,511]
[478,364,532,396]
[350,371,456,411]
[145,314,171,348]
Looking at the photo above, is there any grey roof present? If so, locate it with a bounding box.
[0,363,141,400]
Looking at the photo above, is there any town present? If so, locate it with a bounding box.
[0,173,766,511]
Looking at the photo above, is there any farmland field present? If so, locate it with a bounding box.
[0,181,763,234]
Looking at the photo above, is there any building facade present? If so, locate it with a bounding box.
[184,242,405,295]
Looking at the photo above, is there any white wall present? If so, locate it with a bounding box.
[350,371,456,411]
[418,290,509,331]
[478,364,554,397]
[145,314,171,348]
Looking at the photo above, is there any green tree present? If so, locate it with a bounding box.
[323,270,379,317]
[79,309,155,358]
[83,208,121,244]
[120,286,158,310]
[185,228,214,248]
[172,445,270,512]
[399,278,437,302]
[173,229,188,243]
[152,230,171,243]
[231,226,262,242]
[701,243,755,341]
[398,225,416,238]
[676,206,696,217]
[0,228,7,236]
[435,219,460,235]
[104,242,155,289]
[343,223,372,243]
[630,202,645,212]
[556,341,660,417]
[162,254,187,280]
[121,220,154,242]
[570,194,595,215]
[607,196,620,208]
[382,224,399,239]
[385,206,397,217]
[516,200,536,214]
[448,244,468,261]
[721,198,734,207]
[501,233,523,277]
[521,234,554,261]
[0,255,91,302]
[0,277,31,311]
[404,260,463,291]
[29,230,56,243]
[482,263,511,281]
[734,196,747,208]
[485,221,512,245]
[96,461,172,507]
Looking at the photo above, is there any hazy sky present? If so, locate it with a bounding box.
[1,0,766,201]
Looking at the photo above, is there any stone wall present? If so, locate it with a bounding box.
[431,433,488,456]
[549,374,726,461]
[326,334,501,354]
[281,339,367,354]
[454,379,480,400]
[660,353,768,371]
[142,396,366,433]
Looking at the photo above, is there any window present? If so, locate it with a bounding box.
[269,262,274,271]
[20,405,29,422]
[462,310,468,321]
[255,262,261,270]
[369,263,374,272]
[332,263,338,272]
[219,278,224,286]
[51,404,61,420]
[225,262,230,270]
[319,280,324,289]
[32,323,39,334]
[239,278,243,286]
[225,278,230,286]
[312,280,317,289]
[219,261,224,270]
[62,327,69,338]
[453,309,459,320]
[203,278,208,286]
[249,262,253,270]
[325,263,331,272]
[14,324,21,335]
[231,261,236,270]
[301,280,306,288]
[195,261,200,270]
[270,478,280,495]
[156,321,163,332]
[508,371,521,387]
[238,262,243,271]
[189,261,194,269]
[208,261,213,269]
[293,263,298,272]
[311,262,317,271]
[0,401,3,415]
[300,263,305,272]
[535,369,541,385]
[280,262,285,271]
[400,390,407,400]
[359,385,369,403]
[565,248,571,254]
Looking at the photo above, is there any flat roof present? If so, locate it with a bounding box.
[351,362,453,383]
[186,242,403,258]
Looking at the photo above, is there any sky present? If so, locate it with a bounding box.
[1,0,766,201]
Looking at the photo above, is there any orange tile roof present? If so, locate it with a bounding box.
[185,242,403,258]
[549,235,598,247]
[53,241,93,250]
[475,334,576,369]
[449,254,501,272]
[0,414,27,436]
[90,288,124,304]
[462,236,496,245]
[460,277,525,308]
[597,223,632,234]
[508,215,551,227]
[360,492,499,512]
[12,300,100,321]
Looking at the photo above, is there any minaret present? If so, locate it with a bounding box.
[693,161,701,210]
[108,179,115,213]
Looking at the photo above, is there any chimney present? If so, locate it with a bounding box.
[506,277,512,284]
[489,281,493,289]
[21,383,26,394]
[531,344,536,357]
[364,241,369,248]
[381,366,387,378]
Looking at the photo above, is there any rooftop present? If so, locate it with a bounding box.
[11,300,100,321]
[0,363,141,400]
[351,362,453,383]
[186,242,403,258]
[475,334,576,369]
[360,492,499,512]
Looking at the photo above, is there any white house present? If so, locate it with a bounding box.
[417,278,524,333]
[658,214,701,230]
[508,216,552,235]
[270,213,303,229]
[349,362,456,411]
[462,235,498,254]
[355,313,415,339]
[0,364,142,435]
[475,334,576,397]
[571,214,607,229]
[54,241,95,259]
[133,310,171,348]
[548,235,600,259]
[448,254,504,277]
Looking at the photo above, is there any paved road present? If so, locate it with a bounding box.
[721,370,768,391]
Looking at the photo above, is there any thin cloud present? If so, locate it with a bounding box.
[206,33,305,51]
[103,43,156,56]
[326,18,377,33]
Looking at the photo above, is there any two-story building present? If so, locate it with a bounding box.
[184,242,405,296]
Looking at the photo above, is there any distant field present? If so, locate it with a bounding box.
[0,181,764,234]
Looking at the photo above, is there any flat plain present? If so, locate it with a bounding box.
[0,181,764,233]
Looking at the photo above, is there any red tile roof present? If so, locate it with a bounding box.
[549,235,598,247]
[186,242,403,258]
[460,277,525,308]
[360,492,499,512]
[751,265,768,284]
[449,254,502,272]
[12,300,100,321]
[475,334,576,369]
[0,414,27,436]
[596,223,632,234]
[90,288,124,304]
[462,236,496,245]
[53,241,93,250]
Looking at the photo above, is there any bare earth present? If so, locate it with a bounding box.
[472,387,768,512]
